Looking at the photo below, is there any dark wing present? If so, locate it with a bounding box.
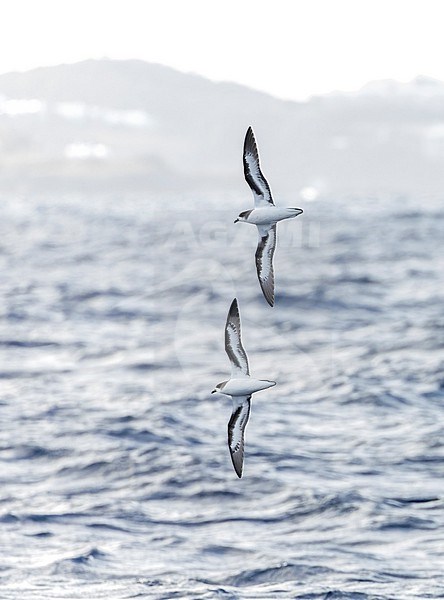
[243,127,274,208]
[225,298,250,377]
[255,224,276,307]
[228,395,251,478]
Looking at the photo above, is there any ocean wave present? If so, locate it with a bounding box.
[1,192,443,599]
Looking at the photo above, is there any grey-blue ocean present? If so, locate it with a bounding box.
[1,191,443,599]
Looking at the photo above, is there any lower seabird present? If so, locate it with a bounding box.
[211,298,276,477]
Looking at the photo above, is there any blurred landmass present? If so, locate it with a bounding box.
[1,58,444,196]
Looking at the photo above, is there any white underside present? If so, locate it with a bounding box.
[222,377,276,396]
[244,207,301,225]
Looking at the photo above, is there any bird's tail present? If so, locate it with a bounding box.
[288,208,303,216]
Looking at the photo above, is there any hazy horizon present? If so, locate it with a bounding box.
[2,58,444,197]
[3,0,444,101]
[2,56,444,103]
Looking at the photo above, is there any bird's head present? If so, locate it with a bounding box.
[234,210,252,224]
[211,381,227,394]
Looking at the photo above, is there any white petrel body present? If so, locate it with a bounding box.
[211,298,276,478]
[235,127,303,306]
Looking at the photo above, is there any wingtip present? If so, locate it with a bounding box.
[244,126,256,152]
[232,456,243,478]
[229,297,239,314]
[260,285,274,307]
[256,257,275,307]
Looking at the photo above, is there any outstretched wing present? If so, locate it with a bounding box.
[243,127,274,208]
[225,298,250,377]
[228,395,251,478]
[255,224,276,307]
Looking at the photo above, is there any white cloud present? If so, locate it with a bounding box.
[64,142,109,159]
[0,96,44,116]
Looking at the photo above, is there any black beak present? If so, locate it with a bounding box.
[234,218,239,223]
[211,389,216,394]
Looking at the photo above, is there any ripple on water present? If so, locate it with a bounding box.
[0,193,443,599]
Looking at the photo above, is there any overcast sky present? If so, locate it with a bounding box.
[2,0,444,100]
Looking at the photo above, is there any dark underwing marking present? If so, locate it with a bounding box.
[225,299,250,375]
[243,127,274,206]
[255,225,276,307]
[228,396,251,478]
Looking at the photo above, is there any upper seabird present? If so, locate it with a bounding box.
[234,127,303,306]
[211,298,276,478]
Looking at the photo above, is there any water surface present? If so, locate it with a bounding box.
[0,192,443,598]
